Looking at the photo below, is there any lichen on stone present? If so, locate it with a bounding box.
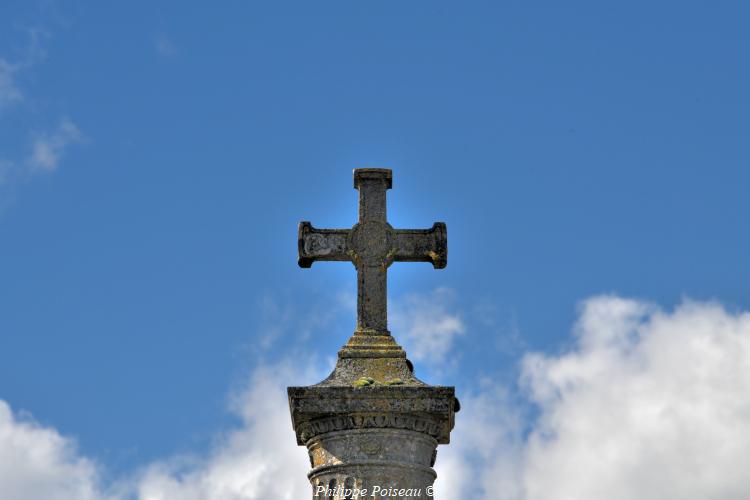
[353,376,376,388]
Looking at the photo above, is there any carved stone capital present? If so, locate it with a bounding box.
[288,385,456,446]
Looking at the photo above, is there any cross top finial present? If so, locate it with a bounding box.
[299,169,446,357]
[353,168,392,189]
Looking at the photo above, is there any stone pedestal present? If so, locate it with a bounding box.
[288,338,457,500]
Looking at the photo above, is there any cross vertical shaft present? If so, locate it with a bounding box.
[353,171,391,333]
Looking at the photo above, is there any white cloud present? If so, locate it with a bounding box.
[434,384,524,500]
[3,294,750,500]
[27,118,84,173]
[391,287,466,364]
[518,296,750,500]
[0,401,102,500]
[0,59,22,111]
[433,294,750,500]
[0,358,324,500]
[133,360,322,500]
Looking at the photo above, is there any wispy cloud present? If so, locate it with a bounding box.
[0,24,83,202]
[254,288,354,350]
[391,287,466,364]
[0,59,22,111]
[155,34,177,57]
[27,118,84,173]
[0,27,49,113]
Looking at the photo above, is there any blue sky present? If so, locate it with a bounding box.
[1,2,750,499]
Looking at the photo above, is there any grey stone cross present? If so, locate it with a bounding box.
[298,168,447,334]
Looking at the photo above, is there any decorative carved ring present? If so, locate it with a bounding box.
[297,413,442,443]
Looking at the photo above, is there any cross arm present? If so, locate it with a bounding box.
[393,222,447,269]
[298,222,351,268]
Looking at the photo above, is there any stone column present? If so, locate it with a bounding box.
[289,348,457,500]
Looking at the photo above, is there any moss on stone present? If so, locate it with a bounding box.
[353,376,376,388]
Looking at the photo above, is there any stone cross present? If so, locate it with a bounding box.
[290,169,457,499]
[298,168,447,334]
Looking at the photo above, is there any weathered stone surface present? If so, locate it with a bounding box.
[298,168,447,350]
[289,169,456,499]
[288,386,456,445]
[308,429,438,500]
[289,385,455,499]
